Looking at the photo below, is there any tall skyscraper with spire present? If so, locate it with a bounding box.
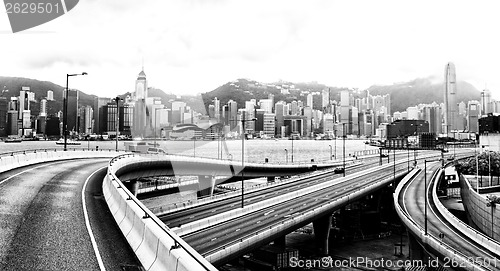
[444,62,457,134]
[132,68,148,138]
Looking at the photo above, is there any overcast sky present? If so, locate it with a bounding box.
[1,0,499,100]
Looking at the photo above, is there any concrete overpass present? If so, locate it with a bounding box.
[395,158,500,270]
[105,150,456,269]
[115,154,341,196]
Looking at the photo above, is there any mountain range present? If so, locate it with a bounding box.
[202,77,482,113]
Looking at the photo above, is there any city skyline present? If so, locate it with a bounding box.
[1,1,500,99]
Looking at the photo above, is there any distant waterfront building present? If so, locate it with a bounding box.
[94,97,110,135]
[468,100,480,133]
[213,97,220,121]
[393,111,402,120]
[444,62,457,133]
[275,102,285,136]
[307,93,313,108]
[47,90,54,101]
[226,100,238,130]
[263,113,276,138]
[0,97,7,137]
[259,99,273,114]
[322,89,330,110]
[422,103,442,135]
[481,89,492,115]
[40,99,47,117]
[407,107,419,120]
[132,68,148,138]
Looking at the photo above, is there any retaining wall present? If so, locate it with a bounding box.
[0,149,122,173]
[104,154,218,271]
[460,175,500,242]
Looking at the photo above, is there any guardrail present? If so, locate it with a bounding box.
[435,175,500,254]
[150,160,361,216]
[394,166,489,270]
[173,160,392,237]
[0,148,125,173]
[103,153,218,271]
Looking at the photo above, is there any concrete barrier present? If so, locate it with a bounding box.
[0,149,123,174]
[394,168,488,270]
[103,154,218,271]
[433,172,500,256]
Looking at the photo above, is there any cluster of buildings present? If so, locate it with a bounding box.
[0,62,496,141]
[0,70,205,139]
[207,62,490,142]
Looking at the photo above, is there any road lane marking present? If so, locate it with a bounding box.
[82,166,107,271]
[0,162,63,186]
[264,210,274,216]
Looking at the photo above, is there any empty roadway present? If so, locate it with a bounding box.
[398,160,500,270]
[0,159,141,270]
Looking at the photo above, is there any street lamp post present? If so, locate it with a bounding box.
[291,133,295,163]
[476,143,480,192]
[424,160,429,235]
[329,145,332,160]
[342,123,347,177]
[87,127,91,149]
[239,115,256,208]
[193,135,196,157]
[63,72,87,151]
[284,149,288,163]
[154,107,162,147]
[334,129,337,161]
[407,140,410,172]
[113,96,122,151]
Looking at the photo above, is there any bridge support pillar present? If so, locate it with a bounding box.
[408,232,425,261]
[124,180,139,196]
[274,235,286,247]
[198,175,216,197]
[313,214,332,255]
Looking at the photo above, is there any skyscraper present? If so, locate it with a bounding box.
[133,69,148,138]
[444,62,457,134]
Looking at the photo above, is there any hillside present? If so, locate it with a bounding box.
[202,77,482,114]
[0,76,204,115]
[201,78,347,112]
[0,76,97,115]
[367,77,481,112]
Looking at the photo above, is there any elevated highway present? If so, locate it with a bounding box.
[395,158,500,270]
[154,151,458,266]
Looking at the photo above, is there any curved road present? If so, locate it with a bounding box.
[0,159,141,270]
[399,161,500,270]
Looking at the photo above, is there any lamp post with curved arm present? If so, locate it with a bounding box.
[63,72,87,151]
[112,96,122,151]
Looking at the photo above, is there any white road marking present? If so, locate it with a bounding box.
[82,166,107,271]
[0,163,59,186]
[264,210,274,216]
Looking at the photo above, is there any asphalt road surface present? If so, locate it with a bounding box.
[0,159,142,271]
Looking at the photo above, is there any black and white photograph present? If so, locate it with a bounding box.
[1,1,500,270]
